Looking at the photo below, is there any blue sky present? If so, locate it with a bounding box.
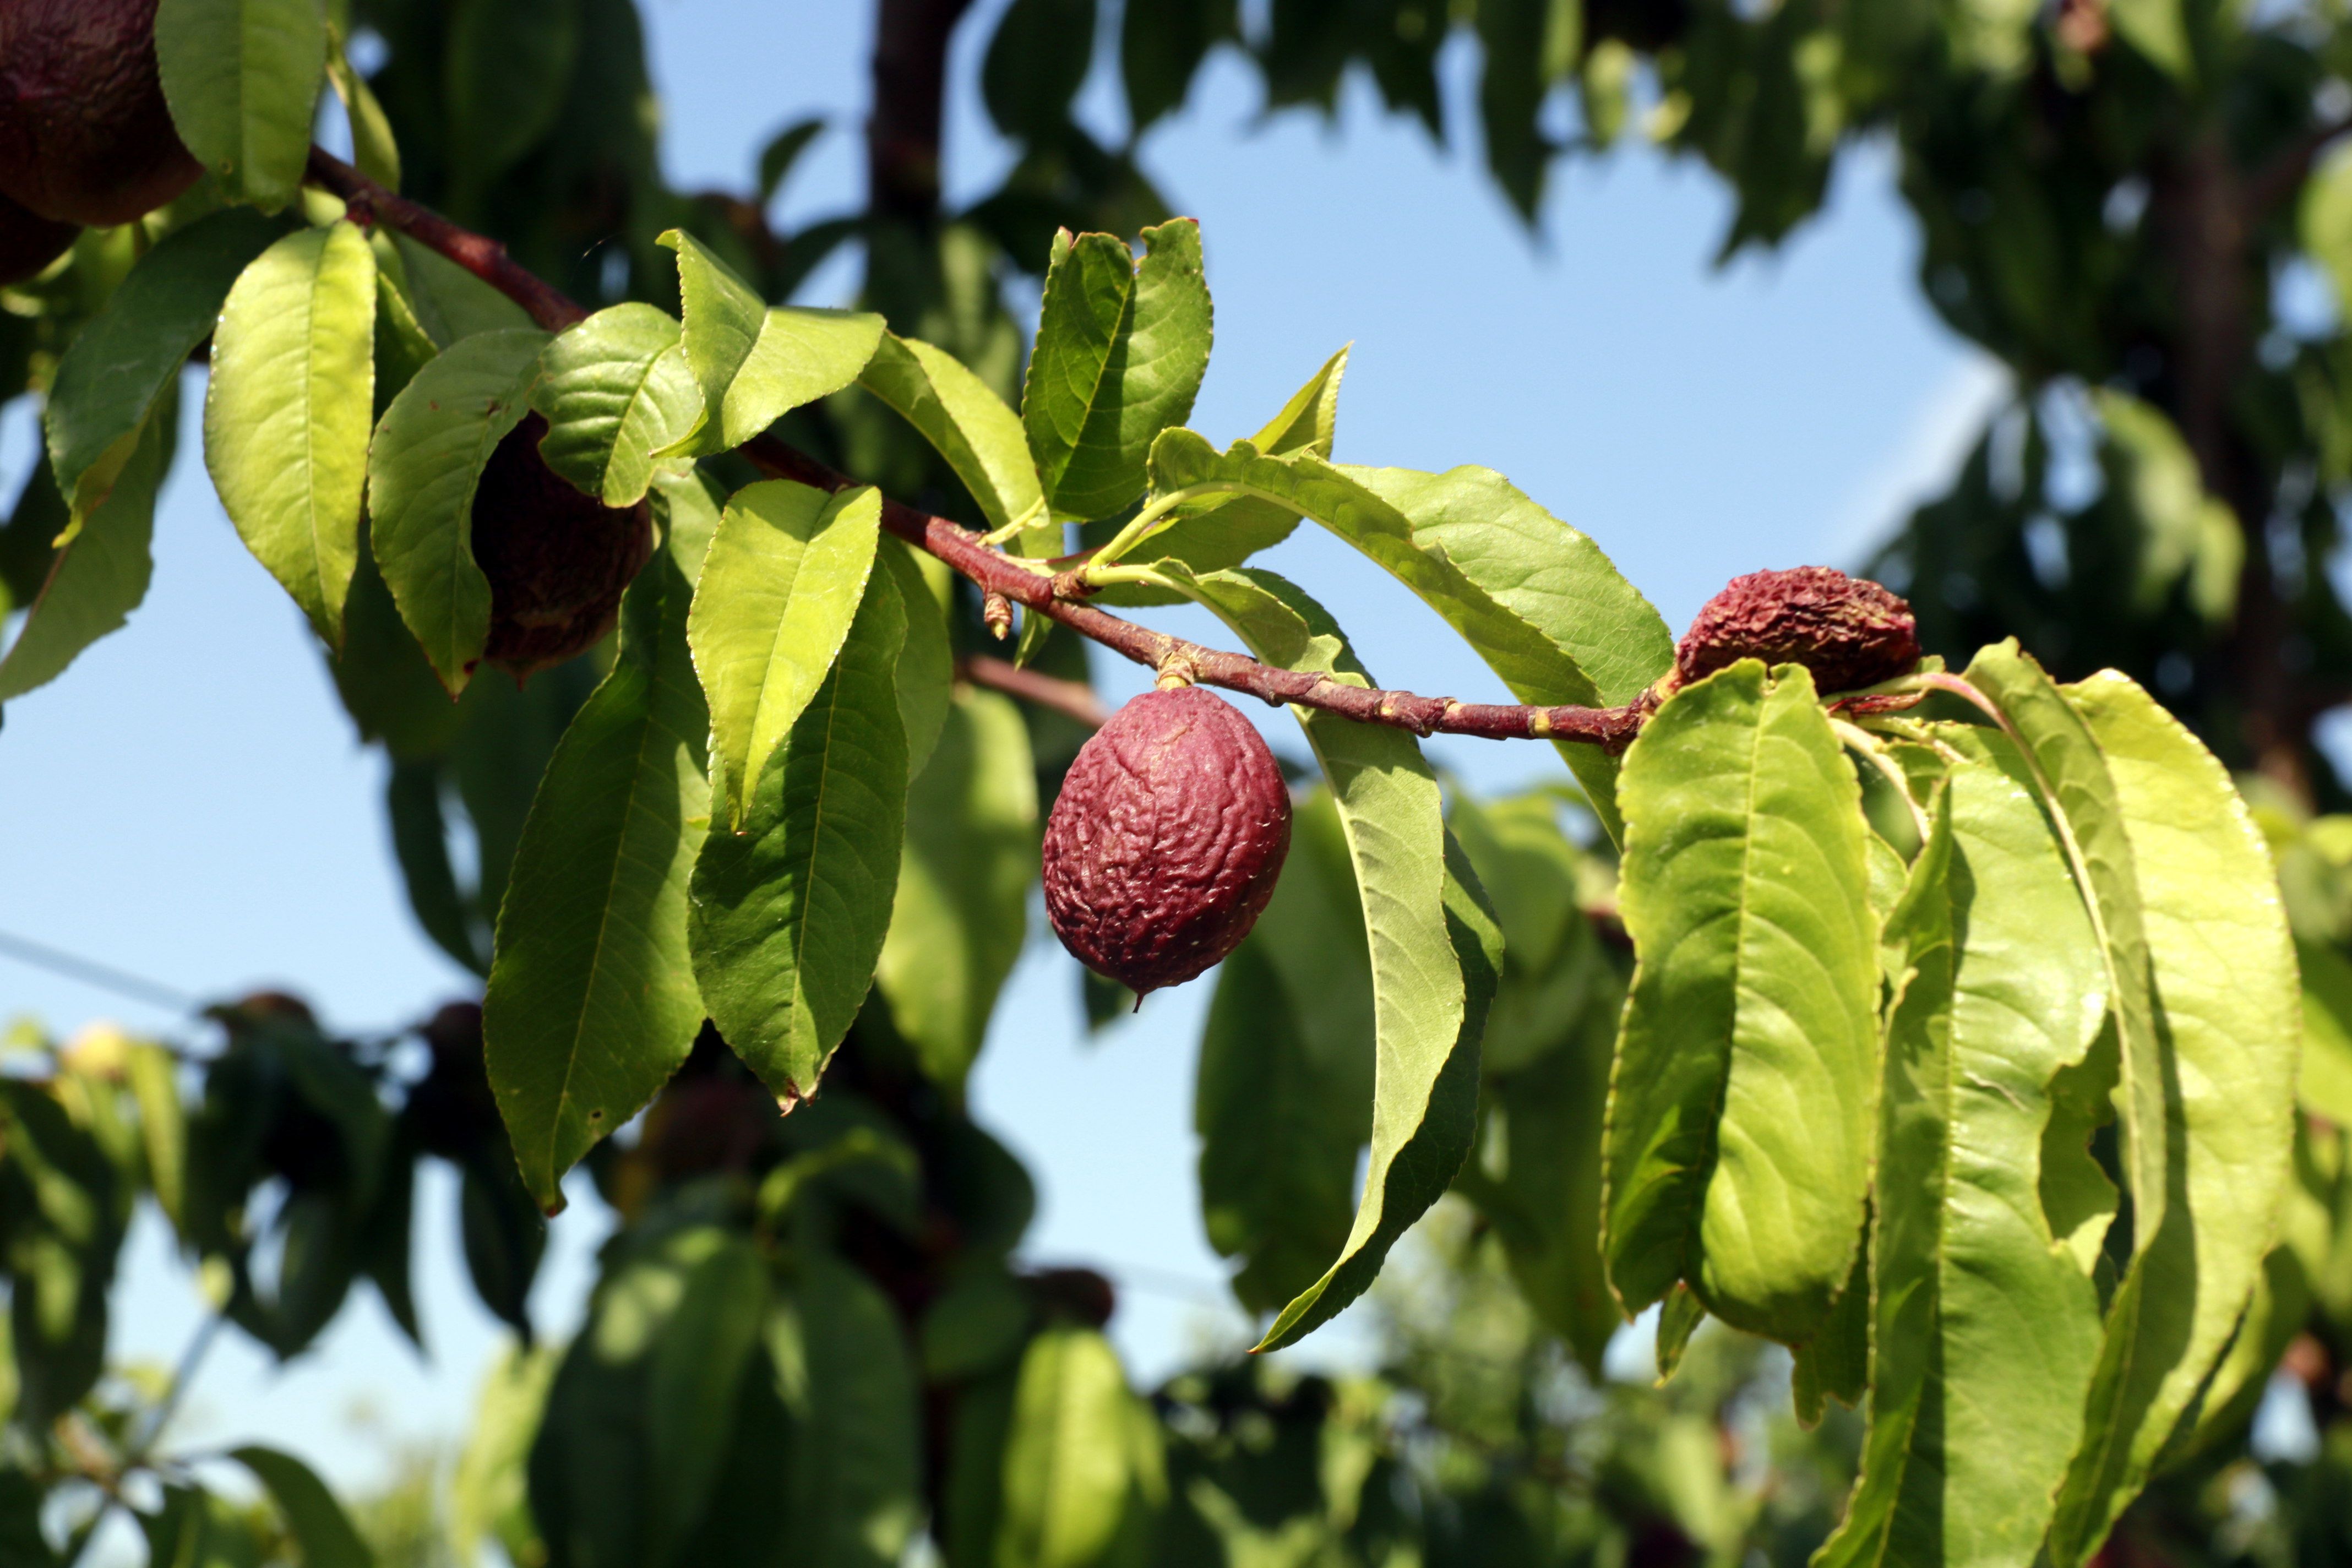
[0,1,1992,1496]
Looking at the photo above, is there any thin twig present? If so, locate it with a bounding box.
[960,656,1110,727]
[302,147,1654,752]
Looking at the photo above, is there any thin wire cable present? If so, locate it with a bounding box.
[0,927,199,1013]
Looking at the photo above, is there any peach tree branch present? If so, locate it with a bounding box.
[303,147,1651,751]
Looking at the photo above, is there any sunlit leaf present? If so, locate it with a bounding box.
[1819,739,2110,1567]
[1146,431,1672,842]
[45,207,289,500]
[0,389,175,704]
[995,1325,1166,1568]
[366,327,548,692]
[1603,660,1877,1343]
[483,533,710,1213]
[660,230,884,455]
[1196,791,1373,1311]
[205,221,378,645]
[687,479,882,825]
[875,689,1038,1093]
[155,0,326,209]
[859,332,1049,547]
[2045,673,2301,1564]
[769,1256,924,1568]
[231,1445,374,1568]
[1024,220,1211,521]
[692,568,908,1104]
[529,303,705,507]
[1154,562,1494,1350]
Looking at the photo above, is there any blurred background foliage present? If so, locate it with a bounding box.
[15,0,2352,1563]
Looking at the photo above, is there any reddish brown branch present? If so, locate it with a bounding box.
[309,149,586,333]
[960,656,1110,728]
[304,146,1651,753]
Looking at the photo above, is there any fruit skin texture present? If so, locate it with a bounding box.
[1043,685,1292,997]
[1675,565,1921,695]
[0,189,75,286]
[470,414,655,677]
[0,0,201,227]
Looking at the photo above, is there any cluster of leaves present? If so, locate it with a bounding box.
[0,996,537,1564]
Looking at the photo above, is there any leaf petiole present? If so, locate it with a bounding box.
[975,494,1052,548]
[1830,716,1932,845]
[1081,480,1246,578]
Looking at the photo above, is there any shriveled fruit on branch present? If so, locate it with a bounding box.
[1043,684,1292,997]
[1676,565,1921,695]
[0,0,200,227]
[0,189,75,286]
[471,414,655,677]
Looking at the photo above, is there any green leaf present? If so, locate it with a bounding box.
[1962,643,2167,1268]
[0,390,174,704]
[386,761,484,973]
[483,536,711,1213]
[0,1469,53,1568]
[982,0,1097,139]
[393,234,537,343]
[858,333,1049,546]
[2107,0,2191,77]
[1151,563,1490,1350]
[874,689,1038,1093]
[995,1325,1165,1568]
[646,1233,770,1564]
[451,1345,554,1568]
[325,26,400,190]
[881,537,953,778]
[1145,431,1673,843]
[659,230,884,455]
[0,1080,123,1427]
[1195,791,1374,1312]
[1450,787,1622,1373]
[757,118,826,204]
[366,326,548,693]
[1816,744,2110,1568]
[45,207,289,502]
[769,1256,925,1568]
[231,1446,374,1568]
[1654,1281,1706,1381]
[1601,661,1877,1343]
[530,1218,754,1568]
[1448,787,1602,1074]
[1122,0,1235,130]
[444,0,578,200]
[2305,141,2352,320]
[154,0,326,210]
[2297,937,2352,1124]
[1250,345,1348,460]
[2044,673,2301,1564]
[124,1041,187,1237]
[205,221,378,646]
[688,479,883,825]
[692,567,908,1104]
[1090,346,1349,607]
[2089,389,2241,626]
[1023,221,1212,521]
[528,304,704,507]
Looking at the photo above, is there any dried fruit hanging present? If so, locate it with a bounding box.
[0,0,200,227]
[1043,683,1292,998]
[1675,565,1920,695]
[471,415,656,677]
